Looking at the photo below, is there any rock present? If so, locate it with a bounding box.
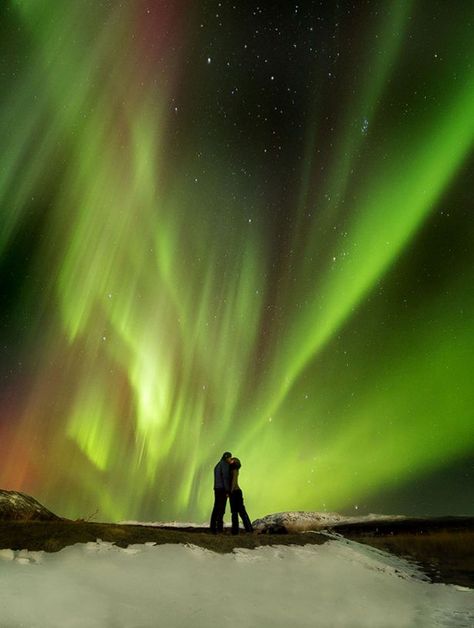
[0,490,61,521]
[252,511,347,533]
[252,511,408,533]
[258,524,288,534]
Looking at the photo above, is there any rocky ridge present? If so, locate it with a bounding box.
[0,490,60,521]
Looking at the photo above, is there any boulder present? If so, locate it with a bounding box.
[0,490,61,521]
[252,511,347,533]
[252,511,407,533]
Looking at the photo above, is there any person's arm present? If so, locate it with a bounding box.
[224,463,232,494]
[219,462,225,488]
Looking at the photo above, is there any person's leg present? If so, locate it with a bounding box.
[231,490,243,535]
[238,492,253,532]
[215,489,227,532]
[210,491,219,532]
[240,509,253,532]
[210,489,227,533]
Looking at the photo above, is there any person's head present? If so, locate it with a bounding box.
[222,451,232,463]
[230,457,241,469]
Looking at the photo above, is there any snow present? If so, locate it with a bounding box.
[119,519,206,528]
[0,537,472,627]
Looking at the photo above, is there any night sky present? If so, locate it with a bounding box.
[0,0,473,522]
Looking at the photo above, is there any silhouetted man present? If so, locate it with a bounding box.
[210,451,232,533]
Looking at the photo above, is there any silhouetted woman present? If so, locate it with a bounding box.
[229,457,253,535]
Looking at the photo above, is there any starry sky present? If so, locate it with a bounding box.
[0,0,473,522]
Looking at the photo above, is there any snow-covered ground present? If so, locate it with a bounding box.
[0,536,472,627]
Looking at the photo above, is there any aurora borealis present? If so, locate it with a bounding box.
[0,0,473,522]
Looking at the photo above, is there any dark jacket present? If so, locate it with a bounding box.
[214,459,231,492]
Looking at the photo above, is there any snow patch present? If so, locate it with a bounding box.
[119,519,207,528]
[0,538,472,627]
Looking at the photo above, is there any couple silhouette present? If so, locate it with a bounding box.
[209,452,253,535]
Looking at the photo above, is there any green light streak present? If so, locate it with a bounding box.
[257,60,474,427]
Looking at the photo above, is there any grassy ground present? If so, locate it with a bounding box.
[344,530,474,588]
[0,520,326,554]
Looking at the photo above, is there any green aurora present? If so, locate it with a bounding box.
[0,0,473,521]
